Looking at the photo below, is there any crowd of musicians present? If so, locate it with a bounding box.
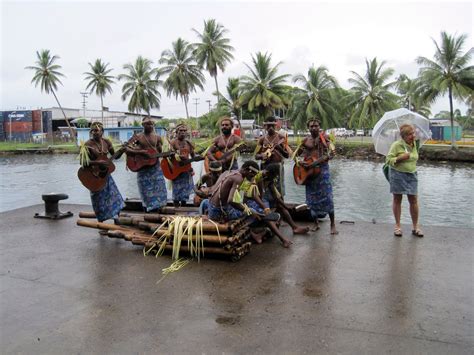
[80,115,339,248]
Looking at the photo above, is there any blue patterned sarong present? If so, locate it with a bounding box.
[137,163,167,212]
[90,175,124,222]
[208,200,244,222]
[172,171,194,202]
[305,163,334,219]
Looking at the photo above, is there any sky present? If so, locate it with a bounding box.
[1,0,472,119]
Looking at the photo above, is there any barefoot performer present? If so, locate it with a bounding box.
[257,163,309,235]
[206,116,243,171]
[207,160,292,248]
[255,116,289,196]
[295,118,338,234]
[169,124,196,207]
[82,122,124,221]
[125,117,167,212]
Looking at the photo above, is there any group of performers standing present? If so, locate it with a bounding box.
[80,115,338,248]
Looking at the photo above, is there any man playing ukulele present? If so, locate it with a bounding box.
[83,122,124,221]
[207,117,242,171]
[255,116,289,196]
[169,124,196,207]
[295,118,337,234]
[125,117,167,212]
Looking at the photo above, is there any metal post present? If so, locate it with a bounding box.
[206,100,211,114]
[80,92,88,122]
[192,98,200,129]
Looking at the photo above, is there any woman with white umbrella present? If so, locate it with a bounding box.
[386,124,424,238]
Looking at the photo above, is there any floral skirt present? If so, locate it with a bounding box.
[137,163,167,211]
[305,163,334,219]
[90,175,124,222]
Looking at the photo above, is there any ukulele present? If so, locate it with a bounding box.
[77,146,126,192]
[126,149,174,172]
[292,153,331,185]
[203,143,247,173]
[161,148,207,180]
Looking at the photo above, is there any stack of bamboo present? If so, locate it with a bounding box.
[76,210,253,262]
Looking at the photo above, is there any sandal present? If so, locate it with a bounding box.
[394,228,402,237]
[412,229,424,237]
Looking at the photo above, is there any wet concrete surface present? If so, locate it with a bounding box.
[1,204,473,354]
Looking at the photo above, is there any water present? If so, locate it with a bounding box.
[1,154,473,228]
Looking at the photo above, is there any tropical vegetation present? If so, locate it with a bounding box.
[84,59,115,123]
[416,31,474,147]
[159,38,205,119]
[26,29,473,143]
[25,49,76,142]
[117,56,161,115]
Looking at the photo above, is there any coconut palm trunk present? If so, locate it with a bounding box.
[100,95,104,124]
[448,85,456,147]
[184,96,190,119]
[52,89,76,143]
[214,75,220,102]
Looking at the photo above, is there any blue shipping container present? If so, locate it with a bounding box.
[2,110,32,122]
[430,126,443,140]
[42,111,53,134]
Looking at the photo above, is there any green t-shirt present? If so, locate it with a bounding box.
[386,139,419,173]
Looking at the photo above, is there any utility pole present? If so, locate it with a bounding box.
[206,100,211,114]
[80,92,88,123]
[192,98,200,129]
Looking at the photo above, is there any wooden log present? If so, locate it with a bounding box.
[79,211,97,218]
[77,219,128,231]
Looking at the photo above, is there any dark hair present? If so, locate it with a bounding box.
[219,116,233,126]
[241,160,259,171]
[264,163,280,177]
[265,116,277,124]
[307,118,321,128]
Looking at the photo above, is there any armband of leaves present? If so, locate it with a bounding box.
[78,140,91,167]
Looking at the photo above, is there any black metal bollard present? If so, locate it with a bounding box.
[34,193,74,219]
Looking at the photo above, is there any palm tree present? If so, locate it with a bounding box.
[218,77,241,117]
[159,38,205,119]
[84,59,115,124]
[289,65,340,130]
[117,56,161,115]
[25,49,76,142]
[416,31,474,147]
[239,52,290,122]
[346,57,399,129]
[395,74,431,117]
[193,19,234,102]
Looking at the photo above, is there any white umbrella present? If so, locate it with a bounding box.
[372,108,431,156]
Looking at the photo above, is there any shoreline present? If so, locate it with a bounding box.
[1,141,473,163]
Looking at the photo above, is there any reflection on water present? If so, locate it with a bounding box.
[1,154,473,228]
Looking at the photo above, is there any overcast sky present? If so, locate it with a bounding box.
[1,0,472,118]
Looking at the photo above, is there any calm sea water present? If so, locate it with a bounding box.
[0,154,473,228]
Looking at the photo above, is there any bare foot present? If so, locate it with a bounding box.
[293,226,310,234]
[330,226,339,235]
[250,230,265,244]
[310,223,320,232]
[281,239,293,248]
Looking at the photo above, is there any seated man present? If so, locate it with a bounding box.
[257,163,309,235]
[208,160,292,248]
[194,160,222,213]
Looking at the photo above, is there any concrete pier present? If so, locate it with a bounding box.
[1,204,472,354]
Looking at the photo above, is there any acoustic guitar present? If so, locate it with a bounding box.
[203,143,247,173]
[161,149,206,180]
[126,149,174,172]
[292,153,330,185]
[77,143,127,192]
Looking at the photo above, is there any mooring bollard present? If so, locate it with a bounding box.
[34,193,73,219]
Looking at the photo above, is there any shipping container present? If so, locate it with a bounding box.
[3,121,33,134]
[443,126,462,141]
[430,126,443,140]
[32,110,41,121]
[42,111,53,134]
[2,110,32,122]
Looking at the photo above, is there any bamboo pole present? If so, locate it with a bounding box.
[77,219,128,231]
